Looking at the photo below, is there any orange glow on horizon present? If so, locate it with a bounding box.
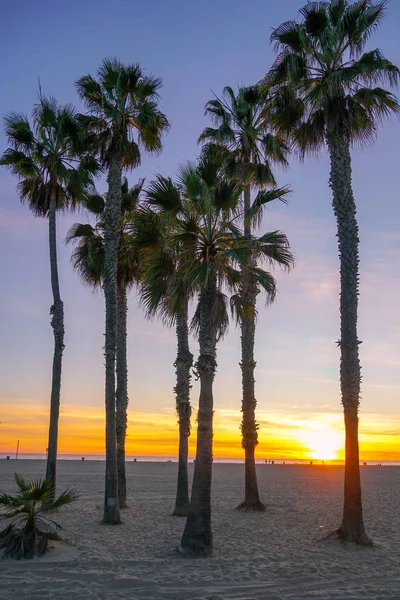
[1,401,400,461]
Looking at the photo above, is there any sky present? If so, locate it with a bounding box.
[0,0,399,462]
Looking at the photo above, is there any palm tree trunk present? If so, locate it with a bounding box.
[173,295,193,517]
[103,156,122,524]
[326,130,369,545]
[45,185,65,498]
[116,277,128,509]
[237,183,264,511]
[180,276,217,555]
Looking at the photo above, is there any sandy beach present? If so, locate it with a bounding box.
[1,460,399,600]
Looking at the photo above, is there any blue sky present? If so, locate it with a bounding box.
[0,0,399,456]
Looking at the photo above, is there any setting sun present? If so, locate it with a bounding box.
[300,428,344,461]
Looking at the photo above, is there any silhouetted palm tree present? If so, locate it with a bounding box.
[267,0,399,543]
[138,176,196,516]
[67,178,143,508]
[134,154,292,555]
[199,86,291,510]
[76,58,169,523]
[0,96,98,497]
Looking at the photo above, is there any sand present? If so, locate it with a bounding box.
[0,460,399,600]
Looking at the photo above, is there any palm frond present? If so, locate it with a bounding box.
[3,113,34,149]
[250,268,277,304]
[229,294,255,326]
[0,475,78,560]
[146,175,182,212]
[270,20,306,53]
[65,222,97,244]
[45,488,80,512]
[267,0,398,152]
[256,230,294,270]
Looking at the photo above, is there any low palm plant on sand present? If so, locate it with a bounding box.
[0,474,79,560]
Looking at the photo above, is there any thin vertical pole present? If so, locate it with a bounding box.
[16,440,20,460]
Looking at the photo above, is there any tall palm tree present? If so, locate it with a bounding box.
[0,96,98,497]
[138,177,195,517]
[267,0,399,543]
[139,252,194,517]
[76,58,169,523]
[199,86,291,510]
[134,155,293,555]
[67,178,143,508]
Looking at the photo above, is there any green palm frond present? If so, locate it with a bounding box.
[0,149,37,177]
[249,268,277,304]
[122,177,145,212]
[4,113,35,149]
[76,58,169,168]
[256,230,294,270]
[66,223,97,244]
[353,86,400,120]
[0,474,79,560]
[137,152,293,334]
[44,488,80,513]
[213,179,241,212]
[229,294,255,326]
[132,206,166,251]
[199,84,290,192]
[84,193,105,215]
[250,186,292,223]
[146,175,182,212]
[68,178,144,290]
[267,0,399,151]
[1,97,100,218]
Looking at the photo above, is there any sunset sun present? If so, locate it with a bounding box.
[301,429,344,461]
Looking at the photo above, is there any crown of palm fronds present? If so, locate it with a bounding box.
[198,85,292,223]
[0,94,100,216]
[76,58,170,169]
[266,0,399,153]
[132,154,294,335]
[199,85,290,186]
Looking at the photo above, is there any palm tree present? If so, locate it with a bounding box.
[76,58,169,523]
[134,155,293,555]
[138,177,195,517]
[0,96,99,497]
[199,86,291,510]
[267,0,399,543]
[67,178,143,508]
[0,474,79,560]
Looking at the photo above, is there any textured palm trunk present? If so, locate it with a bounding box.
[116,277,128,508]
[180,276,217,555]
[327,130,369,545]
[103,156,122,524]
[173,295,193,516]
[237,183,264,511]
[45,185,65,498]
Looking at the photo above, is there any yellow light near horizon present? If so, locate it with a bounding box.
[301,429,343,461]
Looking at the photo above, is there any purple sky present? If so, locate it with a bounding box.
[1,0,399,455]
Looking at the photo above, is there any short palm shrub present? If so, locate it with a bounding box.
[0,473,79,560]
